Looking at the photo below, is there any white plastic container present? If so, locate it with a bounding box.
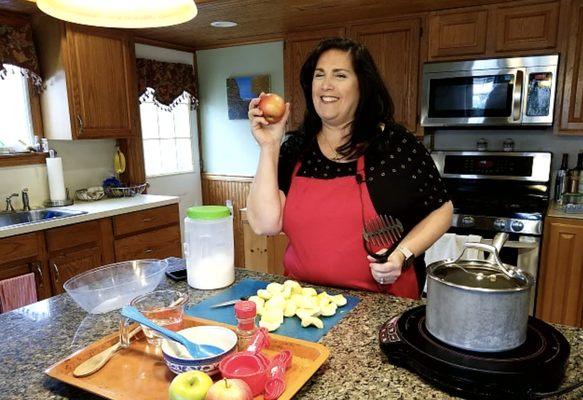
[184,205,234,289]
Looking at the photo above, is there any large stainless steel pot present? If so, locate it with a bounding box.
[426,239,534,352]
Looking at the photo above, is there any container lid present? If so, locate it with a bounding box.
[234,300,256,319]
[429,261,533,292]
[187,205,230,220]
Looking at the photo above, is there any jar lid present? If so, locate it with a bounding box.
[234,300,256,319]
[187,205,230,220]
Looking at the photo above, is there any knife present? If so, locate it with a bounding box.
[209,296,249,308]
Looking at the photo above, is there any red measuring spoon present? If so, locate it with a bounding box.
[264,350,292,400]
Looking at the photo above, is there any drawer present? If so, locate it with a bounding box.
[113,204,179,237]
[46,220,101,253]
[114,224,181,262]
[0,233,40,264]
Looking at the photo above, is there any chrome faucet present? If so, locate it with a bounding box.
[22,188,30,211]
[4,193,18,212]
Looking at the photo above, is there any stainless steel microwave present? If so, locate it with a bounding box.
[421,55,558,127]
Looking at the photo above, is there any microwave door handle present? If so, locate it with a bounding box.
[513,70,524,121]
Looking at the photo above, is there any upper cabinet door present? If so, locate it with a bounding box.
[559,0,583,133]
[351,18,421,133]
[493,1,559,53]
[284,27,347,131]
[427,10,488,60]
[64,24,136,139]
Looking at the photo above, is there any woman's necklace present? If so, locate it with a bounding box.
[320,134,343,161]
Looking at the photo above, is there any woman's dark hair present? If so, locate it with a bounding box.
[298,37,395,158]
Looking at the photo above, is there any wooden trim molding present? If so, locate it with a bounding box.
[202,173,254,182]
[0,152,48,167]
[134,36,196,53]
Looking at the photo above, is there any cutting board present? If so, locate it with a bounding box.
[186,279,359,342]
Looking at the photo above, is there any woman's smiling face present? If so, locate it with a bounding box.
[312,49,360,127]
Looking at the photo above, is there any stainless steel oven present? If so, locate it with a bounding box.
[431,151,552,313]
[421,55,558,127]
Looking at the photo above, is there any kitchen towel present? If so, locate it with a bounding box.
[46,157,67,201]
[0,273,37,313]
[423,233,483,293]
[186,278,360,342]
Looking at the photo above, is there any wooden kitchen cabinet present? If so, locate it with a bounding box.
[112,204,181,262]
[492,1,559,53]
[350,18,422,133]
[427,1,560,61]
[427,9,488,59]
[240,208,287,275]
[34,16,137,140]
[46,219,114,294]
[536,217,583,327]
[284,27,347,130]
[558,0,583,133]
[0,232,52,301]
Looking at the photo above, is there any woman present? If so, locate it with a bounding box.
[246,37,453,299]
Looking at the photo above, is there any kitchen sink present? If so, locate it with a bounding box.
[0,209,87,228]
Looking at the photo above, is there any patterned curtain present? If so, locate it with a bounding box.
[136,58,198,111]
[0,17,42,90]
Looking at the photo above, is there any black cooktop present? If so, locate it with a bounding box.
[379,306,570,399]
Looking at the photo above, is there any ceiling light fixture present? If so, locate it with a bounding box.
[210,21,238,28]
[36,0,198,29]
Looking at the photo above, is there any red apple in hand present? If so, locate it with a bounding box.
[257,93,286,124]
[204,378,253,400]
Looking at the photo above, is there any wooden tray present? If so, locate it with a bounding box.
[45,316,330,400]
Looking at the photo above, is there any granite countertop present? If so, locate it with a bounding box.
[547,202,583,220]
[0,269,581,400]
[0,194,179,238]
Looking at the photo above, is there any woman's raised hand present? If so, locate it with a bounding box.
[248,93,290,148]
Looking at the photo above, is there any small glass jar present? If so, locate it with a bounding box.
[234,300,258,351]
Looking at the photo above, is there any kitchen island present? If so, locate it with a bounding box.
[1,268,581,399]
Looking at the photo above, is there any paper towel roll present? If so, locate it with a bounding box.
[46,157,66,201]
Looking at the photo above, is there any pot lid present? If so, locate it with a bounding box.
[431,262,530,290]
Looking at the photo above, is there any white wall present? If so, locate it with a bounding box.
[196,42,284,176]
[135,44,203,238]
[0,139,115,209]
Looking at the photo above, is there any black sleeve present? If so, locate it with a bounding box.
[277,133,305,195]
[365,124,450,233]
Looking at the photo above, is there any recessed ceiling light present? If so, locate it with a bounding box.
[37,0,198,29]
[210,21,237,28]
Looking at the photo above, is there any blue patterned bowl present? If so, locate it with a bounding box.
[161,326,238,375]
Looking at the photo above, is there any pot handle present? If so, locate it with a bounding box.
[455,242,517,278]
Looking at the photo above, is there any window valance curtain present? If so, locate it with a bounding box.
[0,15,42,89]
[137,58,198,111]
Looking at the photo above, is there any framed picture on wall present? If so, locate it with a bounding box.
[226,75,270,119]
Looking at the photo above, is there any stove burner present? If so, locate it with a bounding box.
[379,306,570,399]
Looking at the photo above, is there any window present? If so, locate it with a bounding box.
[0,64,36,154]
[139,101,195,177]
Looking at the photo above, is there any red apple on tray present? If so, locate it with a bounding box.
[168,370,213,400]
[257,93,286,124]
[204,378,253,400]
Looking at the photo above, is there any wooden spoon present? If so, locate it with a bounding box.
[73,326,141,377]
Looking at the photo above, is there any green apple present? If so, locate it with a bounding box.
[168,370,213,400]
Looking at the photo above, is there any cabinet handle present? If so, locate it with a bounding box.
[32,262,44,288]
[77,114,84,134]
[144,249,153,254]
[53,263,61,282]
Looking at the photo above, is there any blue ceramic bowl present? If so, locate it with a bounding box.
[161,326,238,375]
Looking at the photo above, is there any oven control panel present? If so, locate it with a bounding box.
[452,215,542,235]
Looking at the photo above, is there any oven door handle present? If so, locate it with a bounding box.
[513,69,524,122]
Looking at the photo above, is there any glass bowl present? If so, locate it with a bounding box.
[63,259,168,314]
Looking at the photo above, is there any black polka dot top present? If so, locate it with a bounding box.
[278,123,450,233]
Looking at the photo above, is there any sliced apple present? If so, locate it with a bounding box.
[266,282,284,295]
[330,294,347,306]
[257,289,272,300]
[300,316,324,329]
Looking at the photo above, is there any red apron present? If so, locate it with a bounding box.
[282,155,419,299]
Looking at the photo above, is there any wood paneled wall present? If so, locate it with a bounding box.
[201,173,253,268]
